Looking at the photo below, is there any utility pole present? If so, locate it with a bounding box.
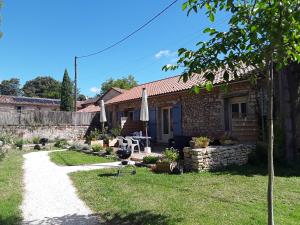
[74,56,77,112]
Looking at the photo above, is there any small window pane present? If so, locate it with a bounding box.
[241,103,247,118]
[231,104,239,118]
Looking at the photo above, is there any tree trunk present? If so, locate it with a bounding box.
[267,60,275,225]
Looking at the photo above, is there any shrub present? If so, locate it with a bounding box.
[110,127,122,137]
[162,148,179,163]
[0,132,16,145]
[193,136,210,148]
[54,139,68,148]
[14,139,24,150]
[91,144,103,152]
[34,144,41,150]
[143,156,159,164]
[248,142,268,165]
[105,147,113,155]
[90,129,101,141]
[32,136,40,144]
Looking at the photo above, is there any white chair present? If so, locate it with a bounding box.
[117,136,127,149]
[125,137,141,154]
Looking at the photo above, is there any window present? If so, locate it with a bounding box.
[16,106,22,113]
[231,102,247,119]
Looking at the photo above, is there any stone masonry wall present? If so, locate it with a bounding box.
[183,144,255,172]
[0,125,91,141]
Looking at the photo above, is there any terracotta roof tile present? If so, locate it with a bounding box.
[106,67,255,105]
[77,104,100,113]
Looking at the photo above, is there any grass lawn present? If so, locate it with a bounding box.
[0,150,23,225]
[49,150,116,166]
[70,166,300,225]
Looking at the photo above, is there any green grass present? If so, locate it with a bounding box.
[0,150,23,225]
[49,150,115,166]
[70,165,300,225]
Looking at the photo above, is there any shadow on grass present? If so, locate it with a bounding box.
[98,173,118,177]
[0,215,22,225]
[99,210,182,225]
[211,162,300,177]
[21,211,180,225]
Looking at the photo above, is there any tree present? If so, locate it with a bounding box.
[0,78,22,96]
[100,75,138,94]
[60,69,73,111]
[163,1,300,224]
[22,76,61,99]
[77,94,86,101]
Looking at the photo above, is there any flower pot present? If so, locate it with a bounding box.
[155,161,178,173]
[109,138,118,147]
[91,140,103,146]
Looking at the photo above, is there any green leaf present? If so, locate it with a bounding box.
[205,81,213,91]
[182,2,188,11]
[250,26,257,32]
[193,85,200,94]
[209,12,215,22]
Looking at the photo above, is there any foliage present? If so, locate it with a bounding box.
[69,142,87,151]
[49,150,114,166]
[105,147,113,155]
[54,139,68,148]
[143,155,160,164]
[162,148,179,163]
[60,69,74,111]
[100,75,138,95]
[34,144,41,150]
[193,136,210,148]
[110,127,122,137]
[0,78,22,96]
[77,94,86,101]
[0,132,16,145]
[22,76,61,99]
[71,166,300,225]
[163,0,300,90]
[32,136,40,145]
[248,142,268,165]
[89,129,101,141]
[91,143,103,152]
[14,139,23,150]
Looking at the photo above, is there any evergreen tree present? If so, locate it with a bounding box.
[60,69,73,111]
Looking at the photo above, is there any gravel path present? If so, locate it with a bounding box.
[21,150,120,225]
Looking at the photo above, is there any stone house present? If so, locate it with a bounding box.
[0,95,61,112]
[105,67,261,144]
[78,87,126,113]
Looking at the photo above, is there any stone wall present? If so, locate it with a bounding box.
[183,144,255,172]
[0,125,92,141]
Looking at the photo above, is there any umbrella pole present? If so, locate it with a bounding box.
[102,122,104,133]
[145,121,148,148]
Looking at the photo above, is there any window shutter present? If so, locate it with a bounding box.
[149,107,157,141]
[133,110,140,121]
[172,103,182,136]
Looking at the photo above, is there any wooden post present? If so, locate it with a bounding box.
[267,58,274,225]
[74,56,78,112]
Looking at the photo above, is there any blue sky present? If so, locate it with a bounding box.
[0,0,229,97]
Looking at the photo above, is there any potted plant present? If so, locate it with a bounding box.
[192,136,210,148]
[155,148,179,173]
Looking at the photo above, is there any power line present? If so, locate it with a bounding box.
[77,0,178,59]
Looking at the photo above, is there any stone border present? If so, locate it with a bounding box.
[183,144,255,172]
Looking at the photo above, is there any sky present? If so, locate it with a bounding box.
[0,0,229,97]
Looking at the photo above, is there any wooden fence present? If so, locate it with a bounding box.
[0,111,99,126]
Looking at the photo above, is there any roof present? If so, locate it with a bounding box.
[111,87,127,93]
[0,95,60,106]
[77,104,100,113]
[106,67,255,105]
[81,97,100,106]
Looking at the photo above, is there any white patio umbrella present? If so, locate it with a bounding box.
[100,100,107,132]
[140,88,151,152]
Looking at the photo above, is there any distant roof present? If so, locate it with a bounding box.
[82,97,99,106]
[0,95,60,106]
[106,67,255,105]
[77,104,100,113]
[111,87,127,93]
